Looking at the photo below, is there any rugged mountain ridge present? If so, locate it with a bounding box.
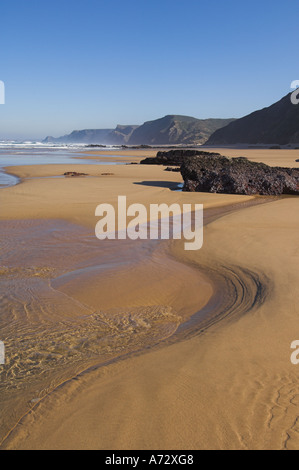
[43,115,235,146]
[206,92,299,145]
[128,115,235,146]
[43,126,137,145]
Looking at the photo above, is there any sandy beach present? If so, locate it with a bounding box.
[1,148,299,450]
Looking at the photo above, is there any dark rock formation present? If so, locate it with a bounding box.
[164,167,181,172]
[141,149,299,195]
[64,171,88,177]
[85,144,107,148]
[180,154,299,196]
[140,149,221,166]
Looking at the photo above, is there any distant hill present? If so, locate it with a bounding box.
[109,125,139,145]
[127,115,235,146]
[43,127,136,145]
[206,93,299,145]
[43,116,235,146]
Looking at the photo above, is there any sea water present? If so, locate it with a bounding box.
[0,141,123,188]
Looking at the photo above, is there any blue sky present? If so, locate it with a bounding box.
[0,0,298,139]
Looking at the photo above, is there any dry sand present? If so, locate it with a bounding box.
[1,149,299,450]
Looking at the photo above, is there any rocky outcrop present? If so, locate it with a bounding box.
[180,154,299,195]
[140,149,222,166]
[141,149,299,195]
[164,167,181,172]
[64,172,88,177]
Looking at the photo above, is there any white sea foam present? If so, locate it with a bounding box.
[0,141,121,150]
[0,140,87,150]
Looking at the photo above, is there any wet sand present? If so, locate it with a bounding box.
[1,149,299,449]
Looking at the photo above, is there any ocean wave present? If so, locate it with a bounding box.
[0,141,87,150]
[0,141,120,150]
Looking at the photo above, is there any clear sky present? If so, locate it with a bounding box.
[0,0,298,139]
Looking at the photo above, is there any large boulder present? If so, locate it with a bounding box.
[180,154,299,196]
